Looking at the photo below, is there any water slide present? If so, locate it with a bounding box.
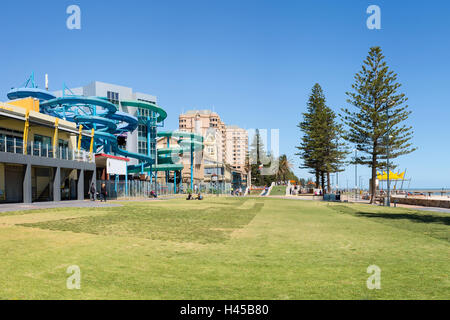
[128,131,204,174]
[7,73,56,101]
[7,82,167,169]
[39,96,169,166]
[7,76,204,184]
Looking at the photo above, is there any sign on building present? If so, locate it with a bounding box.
[106,158,127,175]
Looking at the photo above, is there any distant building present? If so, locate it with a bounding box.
[179,110,226,164]
[179,110,248,187]
[225,125,248,173]
[155,135,204,186]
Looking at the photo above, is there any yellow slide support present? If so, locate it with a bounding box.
[77,125,83,151]
[53,118,59,158]
[89,128,95,157]
[23,111,30,155]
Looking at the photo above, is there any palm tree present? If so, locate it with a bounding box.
[276,154,293,183]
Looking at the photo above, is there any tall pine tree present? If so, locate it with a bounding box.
[341,46,416,203]
[297,84,325,188]
[297,84,347,192]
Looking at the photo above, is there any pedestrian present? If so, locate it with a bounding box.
[100,183,107,202]
[89,182,96,201]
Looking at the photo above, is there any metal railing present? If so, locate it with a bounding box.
[0,136,94,163]
[93,180,233,200]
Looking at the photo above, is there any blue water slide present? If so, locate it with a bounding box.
[7,87,56,102]
[8,81,161,170]
[39,95,155,165]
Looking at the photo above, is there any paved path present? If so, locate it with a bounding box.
[0,200,121,213]
[268,195,317,201]
[395,203,450,214]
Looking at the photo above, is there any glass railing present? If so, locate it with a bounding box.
[0,136,94,163]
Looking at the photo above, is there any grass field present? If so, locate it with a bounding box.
[0,197,448,299]
[270,186,287,195]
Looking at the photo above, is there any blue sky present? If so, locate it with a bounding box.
[0,0,449,188]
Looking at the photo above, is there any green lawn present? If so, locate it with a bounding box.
[270,186,287,195]
[0,197,448,299]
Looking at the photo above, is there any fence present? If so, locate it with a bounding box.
[95,180,232,200]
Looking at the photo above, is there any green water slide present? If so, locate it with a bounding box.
[120,100,167,123]
[128,131,204,174]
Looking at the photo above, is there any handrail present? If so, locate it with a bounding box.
[0,136,94,163]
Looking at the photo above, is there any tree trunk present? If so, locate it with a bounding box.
[315,171,320,189]
[370,151,377,204]
[326,172,331,193]
[321,172,325,193]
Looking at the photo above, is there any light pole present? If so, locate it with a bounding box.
[216,144,220,197]
[336,171,339,190]
[354,149,358,201]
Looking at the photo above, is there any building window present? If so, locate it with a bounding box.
[107,91,119,104]
[33,134,52,156]
[138,141,148,155]
[138,124,147,138]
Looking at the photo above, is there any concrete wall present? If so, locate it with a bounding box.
[392,196,450,209]
[0,151,95,203]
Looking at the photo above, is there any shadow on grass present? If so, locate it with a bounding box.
[329,204,449,242]
[330,205,449,225]
[354,212,449,226]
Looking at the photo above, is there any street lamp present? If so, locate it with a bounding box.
[216,144,221,196]
[354,149,358,201]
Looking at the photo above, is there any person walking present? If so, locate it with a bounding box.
[89,182,96,201]
[100,183,107,202]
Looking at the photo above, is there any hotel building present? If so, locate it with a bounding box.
[178,110,248,186]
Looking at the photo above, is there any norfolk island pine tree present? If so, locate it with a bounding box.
[341,47,416,204]
[297,84,347,192]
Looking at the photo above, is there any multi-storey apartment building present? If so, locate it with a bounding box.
[179,110,227,164]
[179,110,248,187]
[225,125,248,173]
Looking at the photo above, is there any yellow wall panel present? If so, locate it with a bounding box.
[7,98,40,112]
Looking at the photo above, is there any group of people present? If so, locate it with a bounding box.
[89,182,108,202]
[231,186,244,196]
[186,192,203,200]
[290,185,300,195]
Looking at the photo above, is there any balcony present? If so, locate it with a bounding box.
[0,136,94,163]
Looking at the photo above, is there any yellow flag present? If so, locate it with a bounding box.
[389,170,398,180]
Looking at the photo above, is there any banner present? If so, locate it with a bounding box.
[107,158,127,175]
